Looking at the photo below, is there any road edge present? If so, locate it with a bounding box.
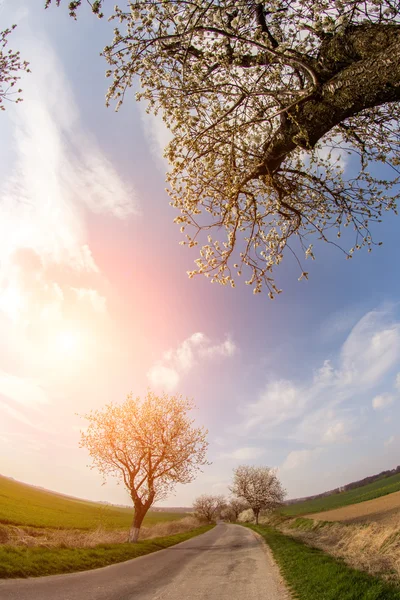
[248,526,293,600]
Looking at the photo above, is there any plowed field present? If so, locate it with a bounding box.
[308,490,400,524]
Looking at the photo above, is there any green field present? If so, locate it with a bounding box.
[0,475,186,530]
[249,525,400,600]
[281,472,400,517]
[0,526,214,578]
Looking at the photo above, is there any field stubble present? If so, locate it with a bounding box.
[307,490,400,525]
[282,473,400,517]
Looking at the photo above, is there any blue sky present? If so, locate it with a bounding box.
[0,0,399,506]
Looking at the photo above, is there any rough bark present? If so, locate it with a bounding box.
[252,25,400,180]
[128,506,146,543]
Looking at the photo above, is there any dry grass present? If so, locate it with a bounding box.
[279,516,400,583]
[0,516,202,549]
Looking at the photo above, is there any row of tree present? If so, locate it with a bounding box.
[193,465,285,525]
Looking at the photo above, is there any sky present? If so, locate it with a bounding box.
[0,0,399,507]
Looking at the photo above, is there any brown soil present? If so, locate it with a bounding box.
[307,491,400,524]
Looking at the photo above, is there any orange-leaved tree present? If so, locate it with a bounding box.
[80,391,209,542]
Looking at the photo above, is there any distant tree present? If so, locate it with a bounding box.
[80,391,209,542]
[231,465,285,524]
[221,497,249,522]
[227,497,250,521]
[0,25,29,111]
[192,494,226,523]
[46,1,400,297]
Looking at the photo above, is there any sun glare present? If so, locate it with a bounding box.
[56,331,80,354]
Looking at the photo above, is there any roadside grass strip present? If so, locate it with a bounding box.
[249,525,400,600]
[0,525,214,579]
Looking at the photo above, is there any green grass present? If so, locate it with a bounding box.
[0,475,186,530]
[249,525,400,600]
[0,525,214,578]
[281,472,400,517]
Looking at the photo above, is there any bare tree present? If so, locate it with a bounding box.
[192,494,226,523]
[80,391,209,542]
[231,465,285,524]
[47,1,400,296]
[0,25,29,111]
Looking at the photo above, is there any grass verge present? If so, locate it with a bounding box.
[278,517,400,583]
[0,525,214,579]
[0,516,204,547]
[249,525,400,600]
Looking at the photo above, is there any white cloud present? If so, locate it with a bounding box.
[199,338,236,359]
[146,365,180,393]
[281,448,322,471]
[295,407,354,446]
[71,289,107,314]
[0,400,36,427]
[139,103,173,169]
[318,307,363,341]
[0,249,108,342]
[384,435,396,448]
[240,380,306,431]
[0,32,135,328]
[395,373,400,390]
[339,311,400,389]
[0,370,49,407]
[172,332,205,371]
[372,393,394,411]
[221,447,264,461]
[238,309,399,447]
[322,421,350,443]
[214,436,228,447]
[313,360,336,385]
[147,332,237,391]
[0,31,127,405]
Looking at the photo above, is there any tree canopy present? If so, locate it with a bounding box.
[223,497,249,521]
[192,493,226,522]
[47,1,400,296]
[231,465,285,524]
[80,391,208,541]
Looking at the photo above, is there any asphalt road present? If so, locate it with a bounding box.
[0,524,289,600]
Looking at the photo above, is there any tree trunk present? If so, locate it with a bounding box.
[250,26,400,180]
[128,507,146,543]
[254,509,259,525]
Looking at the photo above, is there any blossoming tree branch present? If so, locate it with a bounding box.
[47,0,400,296]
